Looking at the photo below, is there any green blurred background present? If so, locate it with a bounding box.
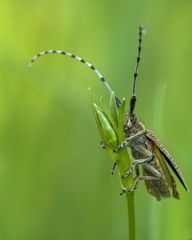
[0,0,191,239]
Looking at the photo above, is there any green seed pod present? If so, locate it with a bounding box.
[110,92,119,127]
[92,103,118,149]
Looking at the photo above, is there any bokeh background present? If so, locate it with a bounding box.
[0,0,191,239]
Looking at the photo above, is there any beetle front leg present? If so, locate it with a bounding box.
[114,130,147,152]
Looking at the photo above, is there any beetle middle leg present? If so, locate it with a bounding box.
[123,156,153,178]
[123,145,154,177]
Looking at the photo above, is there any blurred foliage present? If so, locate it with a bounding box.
[0,0,192,240]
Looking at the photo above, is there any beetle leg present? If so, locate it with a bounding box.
[100,141,118,175]
[120,167,140,195]
[114,130,147,152]
[135,165,140,177]
[111,162,117,175]
[128,176,160,192]
[123,156,153,178]
[120,175,159,195]
[123,145,156,177]
[142,163,162,178]
[120,189,126,195]
[100,140,106,149]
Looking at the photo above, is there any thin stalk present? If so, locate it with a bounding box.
[126,192,135,240]
[118,150,135,240]
[117,99,135,240]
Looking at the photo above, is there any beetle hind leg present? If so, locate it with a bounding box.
[120,175,159,195]
[129,175,159,192]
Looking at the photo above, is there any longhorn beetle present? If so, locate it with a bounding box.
[29,26,189,200]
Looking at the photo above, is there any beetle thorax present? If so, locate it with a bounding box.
[123,112,145,138]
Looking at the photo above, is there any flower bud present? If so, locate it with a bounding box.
[92,103,118,149]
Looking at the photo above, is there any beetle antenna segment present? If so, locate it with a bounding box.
[29,50,121,107]
[130,26,145,114]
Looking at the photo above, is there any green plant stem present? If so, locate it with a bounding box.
[118,155,136,240]
[117,99,136,240]
[126,192,135,240]
[118,154,135,240]
[118,156,136,240]
[91,95,136,240]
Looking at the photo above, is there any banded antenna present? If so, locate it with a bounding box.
[130,26,145,115]
[29,50,121,107]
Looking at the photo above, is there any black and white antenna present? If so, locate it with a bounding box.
[29,50,121,107]
[130,26,145,114]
